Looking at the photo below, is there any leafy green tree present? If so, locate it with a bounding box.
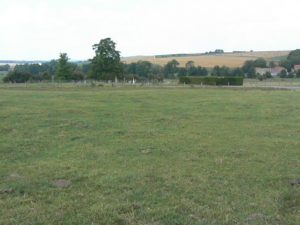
[211,66,221,76]
[178,67,187,77]
[231,68,244,77]
[42,72,51,81]
[193,66,208,76]
[264,71,272,79]
[287,49,300,65]
[123,61,163,81]
[269,61,276,68]
[185,61,208,76]
[0,64,10,71]
[242,60,257,78]
[15,63,41,75]
[151,64,163,77]
[253,58,267,68]
[280,60,293,72]
[164,60,179,78]
[3,71,32,83]
[136,61,152,78]
[279,69,287,78]
[90,38,123,81]
[212,66,230,76]
[296,70,300,78]
[185,61,195,76]
[71,71,85,81]
[81,63,91,75]
[46,60,59,76]
[185,61,195,69]
[280,49,300,72]
[56,53,72,80]
[287,72,295,78]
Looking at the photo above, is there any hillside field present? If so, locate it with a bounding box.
[0,86,299,225]
[122,51,290,68]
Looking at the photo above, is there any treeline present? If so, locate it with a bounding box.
[3,38,300,83]
[0,64,10,71]
[241,58,269,78]
[123,60,209,81]
[3,59,89,83]
[3,58,243,83]
[280,49,300,71]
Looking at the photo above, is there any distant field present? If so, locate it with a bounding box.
[0,85,299,225]
[122,51,290,68]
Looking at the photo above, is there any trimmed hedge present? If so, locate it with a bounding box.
[179,76,244,86]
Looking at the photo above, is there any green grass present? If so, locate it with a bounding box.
[0,86,299,225]
[244,78,300,87]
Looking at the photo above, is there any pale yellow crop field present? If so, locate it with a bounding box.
[122,51,290,68]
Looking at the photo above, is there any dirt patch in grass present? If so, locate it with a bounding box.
[0,188,15,194]
[289,179,300,187]
[52,179,72,188]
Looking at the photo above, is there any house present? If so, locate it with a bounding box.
[255,67,286,76]
[255,68,270,75]
[294,65,300,71]
[271,66,286,76]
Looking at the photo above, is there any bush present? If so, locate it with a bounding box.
[296,70,300,78]
[3,71,32,83]
[287,72,295,78]
[279,69,288,78]
[264,71,272,78]
[179,76,244,86]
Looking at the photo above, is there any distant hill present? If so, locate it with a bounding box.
[1,50,291,69]
[122,50,291,68]
[0,60,46,64]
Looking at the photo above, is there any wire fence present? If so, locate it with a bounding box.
[1,79,300,90]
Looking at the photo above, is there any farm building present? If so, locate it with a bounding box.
[294,65,300,71]
[271,66,286,76]
[255,68,270,75]
[256,66,286,76]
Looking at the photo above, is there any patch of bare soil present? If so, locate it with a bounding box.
[289,179,300,187]
[0,188,15,194]
[52,179,72,188]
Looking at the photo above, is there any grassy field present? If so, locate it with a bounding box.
[0,86,299,225]
[122,51,290,68]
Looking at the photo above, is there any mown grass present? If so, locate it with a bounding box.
[0,86,299,225]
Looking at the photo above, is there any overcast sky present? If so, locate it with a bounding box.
[1,0,299,60]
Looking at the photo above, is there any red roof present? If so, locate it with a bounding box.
[294,65,300,71]
[271,66,285,75]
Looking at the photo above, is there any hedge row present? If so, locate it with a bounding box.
[179,76,244,86]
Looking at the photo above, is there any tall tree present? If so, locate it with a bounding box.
[287,49,300,65]
[56,53,72,80]
[253,58,267,68]
[90,38,123,81]
[164,60,179,78]
[185,61,195,69]
[280,49,300,72]
[242,60,257,78]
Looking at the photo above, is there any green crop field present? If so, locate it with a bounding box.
[0,86,299,225]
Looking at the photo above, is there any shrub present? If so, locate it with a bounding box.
[296,70,300,78]
[179,76,243,86]
[3,71,32,83]
[279,69,287,78]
